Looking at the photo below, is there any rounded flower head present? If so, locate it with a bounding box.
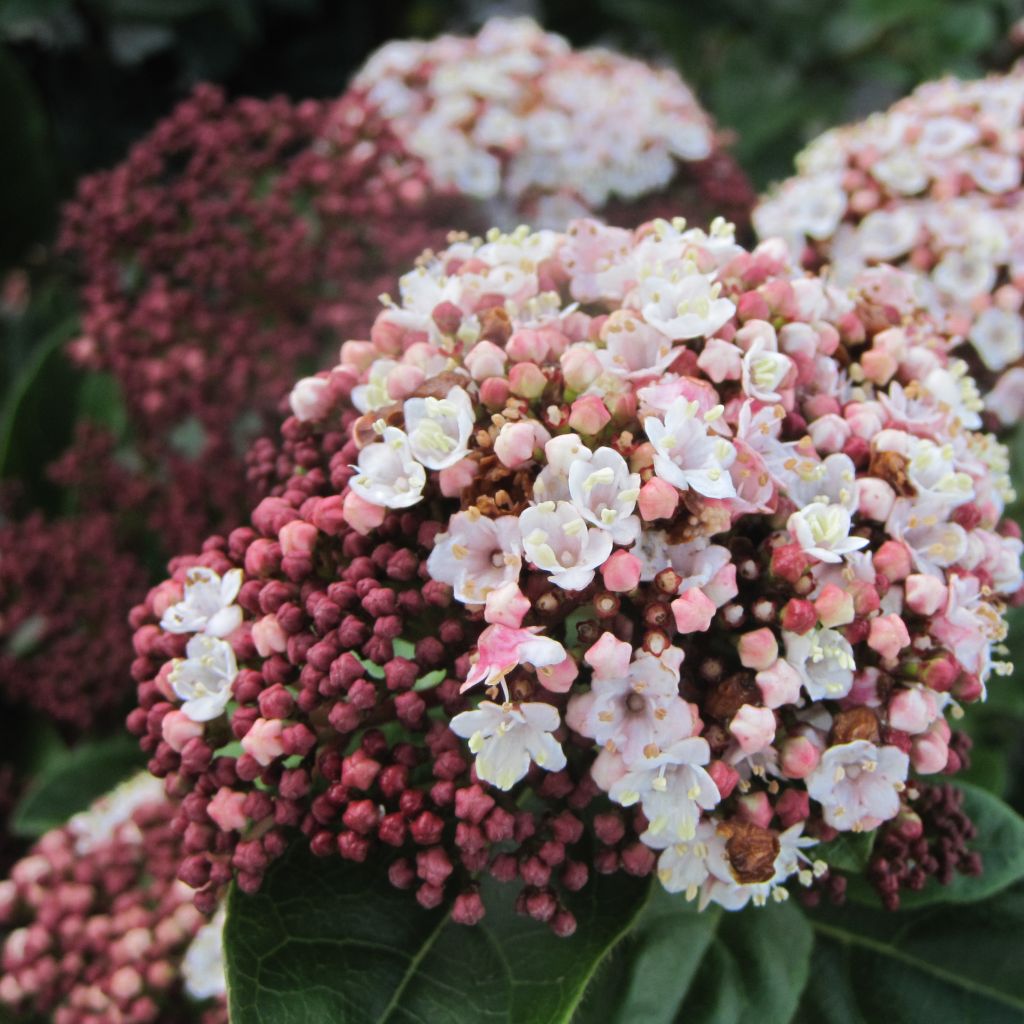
[129,216,1019,933]
[754,67,1024,426]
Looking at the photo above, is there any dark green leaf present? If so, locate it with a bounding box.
[10,734,146,837]
[714,898,813,1024]
[225,842,650,1024]
[678,939,743,1024]
[805,886,1024,1023]
[817,830,874,873]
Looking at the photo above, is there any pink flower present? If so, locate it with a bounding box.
[904,573,947,616]
[637,477,679,521]
[814,584,854,628]
[207,788,248,832]
[567,634,692,763]
[483,582,531,628]
[161,710,204,753]
[779,734,823,778]
[561,345,603,392]
[755,659,803,709]
[252,615,288,658]
[462,624,567,695]
[888,687,939,734]
[289,376,331,421]
[343,491,388,536]
[279,520,318,558]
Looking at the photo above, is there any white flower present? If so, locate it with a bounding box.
[886,499,968,577]
[519,500,614,590]
[870,151,929,194]
[634,268,735,340]
[644,397,737,499]
[426,511,522,604]
[656,822,714,899]
[351,359,398,414]
[182,904,227,1001]
[533,434,590,503]
[403,385,475,469]
[462,623,567,695]
[608,737,720,847]
[855,207,919,260]
[969,306,1024,372]
[67,774,165,855]
[784,453,858,512]
[160,567,243,638]
[903,438,974,507]
[783,627,856,701]
[931,249,997,300]
[806,740,909,832]
[349,425,426,509]
[450,700,566,790]
[741,337,794,402]
[787,502,869,564]
[567,446,641,545]
[170,634,238,722]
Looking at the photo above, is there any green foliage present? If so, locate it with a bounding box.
[10,734,146,837]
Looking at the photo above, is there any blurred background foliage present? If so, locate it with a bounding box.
[1,0,1023,812]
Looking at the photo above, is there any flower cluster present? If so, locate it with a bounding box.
[354,17,754,231]
[754,67,1024,425]
[130,218,1020,930]
[0,508,147,732]
[0,775,226,1024]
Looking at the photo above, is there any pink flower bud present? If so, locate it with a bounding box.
[868,613,910,661]
[464,340,507,381]
[601,550,642,592]
[536,654,579,693]
[508,362,547,399]
[729,704,776,754]
[671,589,716,633]
[807,413,850,453]
[755,658,802,708]
[911,725,949,774]
[340,340,376,372]
[279,520,318,558]
[696,337,742,382]
[736,791,774,828]
[857,477,896,522]
[738,628,778,670]
[149,579,183,619]
[776,788,810,827]
[860,347,898,385]
[289,376,331,421]
[706,760,740,799]
[904,574,947,616]
[494,420,548,468]
[780,598,816,634]
[342,491,386,536]
[484,582,531,628]
[386,363,426,401]
[480,376,511,408]
[161,710,203,752]
[605,389,638,423]
[567,394,612,435]
[873,540,911,582]
[921,653,958,692]
[207,787,248,831]
[814,583,854,628]
[506,328,550,363]
[439,458,479,498]
[634,477,676,521]
[779,734,822,778]
[560,345,602,392]
[252,614,288,657]
[241,718,286,767]
[888,687,937,735]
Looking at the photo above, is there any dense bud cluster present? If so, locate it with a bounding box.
[354,17,754,231]
[755,66,1024,426]
[0,776,226,1024]
[130,217,1019,929]
[0,507,147,731]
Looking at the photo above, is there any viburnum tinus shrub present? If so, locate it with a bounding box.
[353,17,754,232]
[0,775,226,1024]
[128,217,1021,931]
[754,66,1024,428]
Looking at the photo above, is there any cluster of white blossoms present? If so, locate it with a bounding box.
[274,215,1022,910]
[353,17,718,226]
[754,66,1024,424]
[160,567,243,722]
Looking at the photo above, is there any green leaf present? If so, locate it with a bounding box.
[678,939,744,1024]
[803,886,1024,1023]
[575,888,720,1024]
[714,898,814,1024]
[846,781,1024,909]
[817,830,874,874]
[225,842,651,1024]
[10,734,146,837]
